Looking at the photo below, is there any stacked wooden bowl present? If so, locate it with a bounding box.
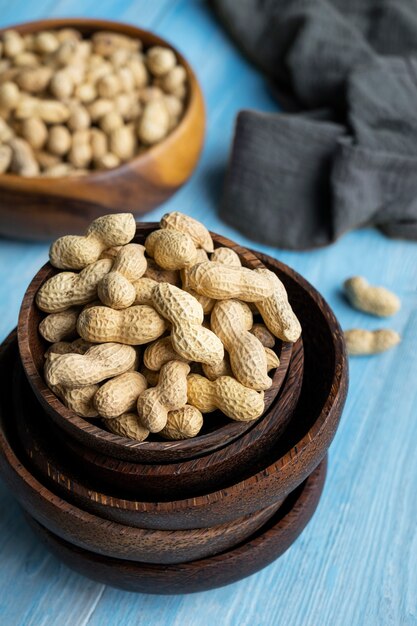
[0,226,348,594]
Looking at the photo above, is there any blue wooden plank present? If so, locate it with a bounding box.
[0,0,416,624]
[0,483,105,626]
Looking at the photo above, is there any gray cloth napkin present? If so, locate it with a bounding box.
[211,0,417,249]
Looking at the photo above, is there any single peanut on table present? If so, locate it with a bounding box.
[344,329,400,355]
[344,276,400,318]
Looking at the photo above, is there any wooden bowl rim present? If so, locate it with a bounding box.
[0,17,203,184]
[17,225,293,461]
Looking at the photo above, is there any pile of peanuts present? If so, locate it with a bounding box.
[0,28,187,177]
[36,212,302,442]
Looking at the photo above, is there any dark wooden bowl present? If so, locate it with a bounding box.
[18,226,293,464]
[12,337,302,508]
[0,327,324,584]
[0,19,205,241]
[24,458,327,594]
[0,366,281,565]
[3,245,347,531]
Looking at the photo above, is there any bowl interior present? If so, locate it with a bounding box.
[18,225,294,463]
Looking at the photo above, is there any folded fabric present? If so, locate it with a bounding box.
[211,0,417,248]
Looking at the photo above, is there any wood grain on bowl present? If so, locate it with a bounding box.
[23,458,327,594]
[0,19,205,241]
[0,327,325,588]
[0,366,282,565]
[18,227,293,464]
[12,337,302,510]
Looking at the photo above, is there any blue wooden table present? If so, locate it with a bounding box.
[0,1,416,624]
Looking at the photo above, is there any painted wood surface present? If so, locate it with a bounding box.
[0,0,416,624]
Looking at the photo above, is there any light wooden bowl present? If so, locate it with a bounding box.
[18,226,294,465]
[0,19,205,240]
